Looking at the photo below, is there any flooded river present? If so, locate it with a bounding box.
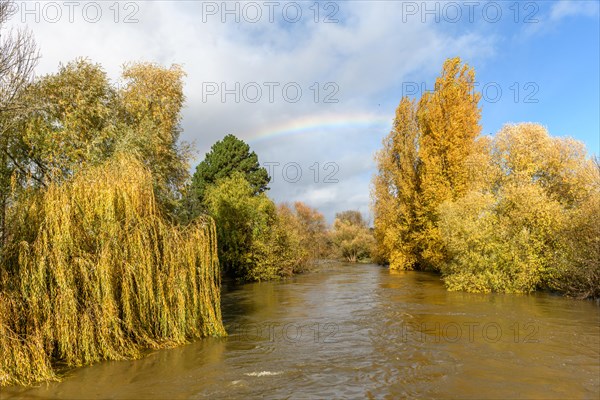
[3,264,599,399]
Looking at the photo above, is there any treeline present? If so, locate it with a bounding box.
[183,134,376,280]
[372,57,599,299]
[184,134,326,280]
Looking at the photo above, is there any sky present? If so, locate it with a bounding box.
[5,0,599,222]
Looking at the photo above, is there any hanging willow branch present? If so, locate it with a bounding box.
[0,154,225,386]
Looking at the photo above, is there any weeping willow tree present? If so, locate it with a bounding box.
[0,154,225,386]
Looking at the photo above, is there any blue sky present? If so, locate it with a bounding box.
[9,0,600,222]
[474,1,599,153]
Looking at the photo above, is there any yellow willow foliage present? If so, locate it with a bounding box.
[493,123,597,206]
[439,185,566,294]
[372,97,420,270]
[121,62,185,135]
[415,57,482,270]
[118,62,190,204]
[551,191,600,299]
[18,58,116,183]
[0,154,225,386]
[438,123,600,295]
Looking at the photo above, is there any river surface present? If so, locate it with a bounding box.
[2,264,599,399]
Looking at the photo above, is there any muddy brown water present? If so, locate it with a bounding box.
[2,264,599,399]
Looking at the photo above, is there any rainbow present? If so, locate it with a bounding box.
[246,112,393,143]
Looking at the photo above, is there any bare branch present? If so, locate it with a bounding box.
[0,0,39,116]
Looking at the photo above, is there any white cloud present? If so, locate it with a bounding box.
[550,0,599,22]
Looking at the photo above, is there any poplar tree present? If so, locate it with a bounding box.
[372,97,420,269]
[415,57,482,270]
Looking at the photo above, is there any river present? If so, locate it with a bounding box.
[3,264,599,399]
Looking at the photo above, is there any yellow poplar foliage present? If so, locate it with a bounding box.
[371,58,598,296]
[0,155,225,386]
[372,97,420,269]
[416,57,482,270]
[372,57,481,271]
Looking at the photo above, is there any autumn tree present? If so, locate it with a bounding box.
[118,62,190,209]
[271,201,330,271]
[438,123,599,295]
[492,123,596,206]
[415,57,482,270]
[331,210,375,263]
[372,57,482,272]
[0,0,38,117]
[2,59,190,220]
[438,186,566,293]
[552,188,600,299]
[204,173,307,281]
[12,59,116,187]
[293,201,330,260]
[372,97,420,269]
[275,203,312,275]
[0,44,230,382]
[204,172,277,280]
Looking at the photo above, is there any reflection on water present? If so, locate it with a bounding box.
[3,264,599,399]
